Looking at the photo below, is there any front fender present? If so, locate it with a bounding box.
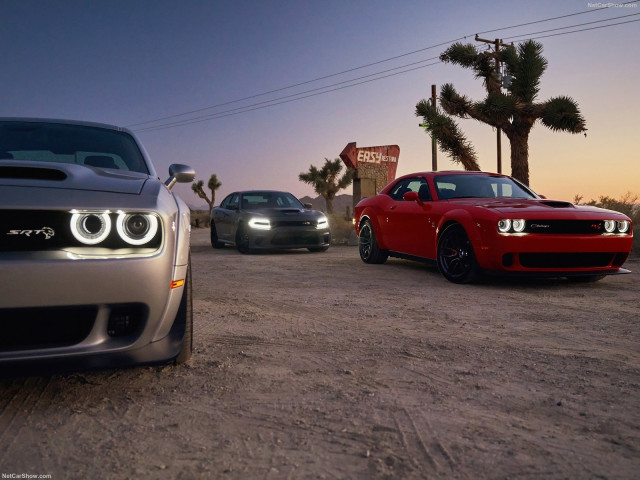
[358,207,390,250]
[437,209,492,268]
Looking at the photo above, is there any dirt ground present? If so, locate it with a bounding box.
[1,227,639,479]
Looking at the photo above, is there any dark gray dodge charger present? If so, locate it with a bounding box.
[210,190,330,253]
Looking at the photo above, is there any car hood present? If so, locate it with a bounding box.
[450,198,629,218]
[0,160,148,195]
[244,207,324,218]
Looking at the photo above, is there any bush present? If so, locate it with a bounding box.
[575,192,639,255]
[328,214,356,245]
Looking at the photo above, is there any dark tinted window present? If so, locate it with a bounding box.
[240,192,303,210]
[434,175,536,199]
[388,177,429,201]
[0,121,149,174]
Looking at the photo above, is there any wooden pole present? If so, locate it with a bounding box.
[431,84,437,171]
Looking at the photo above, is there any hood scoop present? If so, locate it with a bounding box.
[539,200,574,209]
[0,165,67,181]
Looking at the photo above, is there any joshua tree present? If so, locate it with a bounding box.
[191,173,222,214]
[299,158,354,214]
[416,40,586,186]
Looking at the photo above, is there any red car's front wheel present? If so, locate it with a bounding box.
[437,224,479,283]
[358,219,388,264]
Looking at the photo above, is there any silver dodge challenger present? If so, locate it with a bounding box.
[0,118,195,372]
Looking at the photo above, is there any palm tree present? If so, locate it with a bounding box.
[416,40,586,186]
[191,173,222,215]
[299,158,354,214]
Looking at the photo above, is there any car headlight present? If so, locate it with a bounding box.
[498,219,526,234]
[70,211,112,245]
[248,218,271,230]
[497,219,512,233]
[316,216,329,230]
[616,220,630,234]
[603,220,616,233]
[512,219,526,233]
[116,213,159,245]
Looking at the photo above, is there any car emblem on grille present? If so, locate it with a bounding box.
[530,223,550,229]
[6,227,55,240]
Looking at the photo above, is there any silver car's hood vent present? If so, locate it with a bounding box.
[0,165,67,181]
[0,161,147,194]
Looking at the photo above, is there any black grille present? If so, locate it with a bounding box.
[525,220,606,235]
[519,252,615,269]
[0,209,162,251]
[0,306,96,351]
[271,220,316,228]
[271,232,321,246]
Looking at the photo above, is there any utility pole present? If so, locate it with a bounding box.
[474,35,511,174]
[431,84,437,171]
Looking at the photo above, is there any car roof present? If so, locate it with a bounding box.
[235,190,295,195]
[0,117,131,134]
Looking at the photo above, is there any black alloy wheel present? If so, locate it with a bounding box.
[437,223,479,283]
[358,219,388,264]
[210,223,224,248]
[174,255,193,364]
[235,224,252,254]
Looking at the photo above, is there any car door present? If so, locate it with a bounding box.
[213,193,240,240]
[383,177,435,257]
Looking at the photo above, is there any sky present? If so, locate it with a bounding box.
[1,0,638,207]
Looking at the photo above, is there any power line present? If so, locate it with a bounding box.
[125,40,464,128]
[509,17,640,42]
[132,5,639,132]
[136,61,442,132]
[503,12,640,41]
[476,0,638,35]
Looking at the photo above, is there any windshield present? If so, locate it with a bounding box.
[0,121,149,174]
[434,174,537,200]
[241,191,304,210]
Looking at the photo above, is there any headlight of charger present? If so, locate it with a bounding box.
[248,218,271,230]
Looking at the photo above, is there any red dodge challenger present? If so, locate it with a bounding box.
[354,171,633,283]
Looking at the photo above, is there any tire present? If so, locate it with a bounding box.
[236,224,252,254]
[437,223,479,284]
[358,219,388,264]
[210,223,224,249]
[174,255,193,364]
[308,246,329,252]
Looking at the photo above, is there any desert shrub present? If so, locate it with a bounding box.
[190,210,210,228]
[328,214,355,245]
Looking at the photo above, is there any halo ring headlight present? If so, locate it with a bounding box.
[116,213,158,245]
[617,220,630,234]
[498,219,511,233]
[70,212,111,245]
[512,219,526,233]
[603,220,616,233]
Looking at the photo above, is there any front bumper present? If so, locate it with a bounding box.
[247,226,331,250]
[474,232,633,275]
[0,249,187,370]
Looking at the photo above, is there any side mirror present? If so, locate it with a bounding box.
[165,164,196,190]
[303,203,313,209]
[403,191,423,206]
